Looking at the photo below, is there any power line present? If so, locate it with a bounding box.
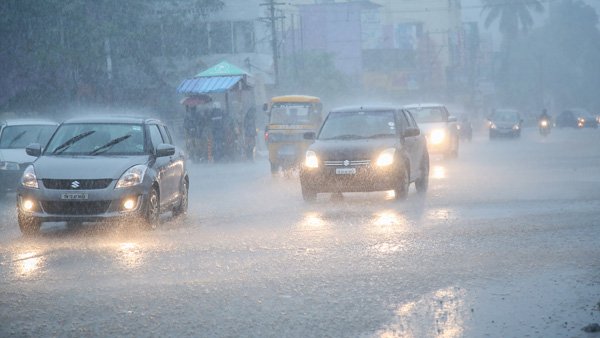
[259,0,286,86]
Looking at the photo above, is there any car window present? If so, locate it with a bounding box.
[318,110,396,140]
[403,110,419,128]
[148,124,164,148]
[406,107,446,123]
[396,110,409,132]
[159,125,173,144]
[493,111,519,122]
[45,123,146,155]
[0,125,56,149]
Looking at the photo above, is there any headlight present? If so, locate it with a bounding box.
[540,120,548,127]
[512,125,520,130]
[489,123,497,129]
[376,148,395,167]
[0,161,19,170]
[115,165,147,189]
[429,129,446,145]
[21,165,38,189]
[304,151,319,169]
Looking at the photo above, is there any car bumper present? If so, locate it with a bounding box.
[300,164,400,193]
[16,184,150,223]
[490,128,519,137]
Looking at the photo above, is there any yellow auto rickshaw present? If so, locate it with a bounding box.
[263,95,323,174]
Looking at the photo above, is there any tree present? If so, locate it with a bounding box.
[481,0,544,39]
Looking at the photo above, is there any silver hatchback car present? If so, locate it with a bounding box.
[16,116,188,235]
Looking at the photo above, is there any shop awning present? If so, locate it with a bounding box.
[176,76,243,95]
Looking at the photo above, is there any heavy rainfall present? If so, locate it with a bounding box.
[0,0,599,337]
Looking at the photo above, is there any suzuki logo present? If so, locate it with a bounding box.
[71,181,80,189]
[343,160,350,166]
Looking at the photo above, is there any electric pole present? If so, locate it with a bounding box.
[260,0,285,86]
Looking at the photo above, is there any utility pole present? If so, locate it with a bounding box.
[260,0,285,86]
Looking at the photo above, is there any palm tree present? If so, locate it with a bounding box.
[481,0,545,39]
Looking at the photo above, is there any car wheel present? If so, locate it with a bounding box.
[394,165,410,200]
[172,179,188,217]
[144,187,160,230]
[18,211,41,236]
[270,161,279,175]
[301,184,317,202]
[415,152,429,193]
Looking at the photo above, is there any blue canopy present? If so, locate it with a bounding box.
[176,76,243,95]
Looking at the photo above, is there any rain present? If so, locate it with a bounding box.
[1,0,599,337]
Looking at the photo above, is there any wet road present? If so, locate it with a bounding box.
[1,128,599,337]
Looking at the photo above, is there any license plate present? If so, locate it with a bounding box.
[336,168,356,175]
[61,193,89,200]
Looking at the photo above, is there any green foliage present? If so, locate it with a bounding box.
[500,0,600,110]
[279,51,353,102]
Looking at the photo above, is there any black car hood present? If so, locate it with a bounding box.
[309,138,397,160]
[33,155,150,179]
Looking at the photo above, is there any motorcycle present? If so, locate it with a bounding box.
[539,118,551,136]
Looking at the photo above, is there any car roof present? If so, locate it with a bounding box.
[330,105,398,113]
[61,115,162,125]
[1,119,58,126]
[402,103,446,109]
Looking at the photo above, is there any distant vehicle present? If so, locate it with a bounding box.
[403,103,459,158]
[299,106,429,201]
[488,109,523,139]
[0,119,57,197]
[457,114,473,141]
[16,116,188,235]
[539,117,551,136]
[556,108,598,128]
[263,95,323,174]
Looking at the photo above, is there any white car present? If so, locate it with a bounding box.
[0,119,57,197]
[403,103,459,158]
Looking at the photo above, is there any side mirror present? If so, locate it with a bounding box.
[155,143,175,157]
[403,127,420,138]
[26,143,42,157]
[262,103,269,112]
[448,116,457,123]
[303,132,316,140]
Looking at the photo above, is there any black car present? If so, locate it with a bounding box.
[299,106,429,201]
[556,109,598,128]
[488,109,523,139]
[16,116,188,235]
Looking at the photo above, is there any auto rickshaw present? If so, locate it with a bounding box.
[263,95,322,174]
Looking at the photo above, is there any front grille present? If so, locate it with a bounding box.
[41,201,111,215]
[42,179,113,190]
[324,160,371,166]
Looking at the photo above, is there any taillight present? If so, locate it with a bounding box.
[264,131,269,142]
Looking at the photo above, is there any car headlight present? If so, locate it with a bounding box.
[21,165,38,189]
[540,120,548,127]
[429,129,446,145]
[115,165,147,189]
[304,150,319,169]
[513,124,520,130]
[376,148,395,167]
[0,161,19,170]
[489,123,497,129]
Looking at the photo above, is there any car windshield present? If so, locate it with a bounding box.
[493,111,519,122]
[45,123,146,156]
[270,103,320,125]
[406,107,445,123]
[0,125,56,149]
[318,110,396,140]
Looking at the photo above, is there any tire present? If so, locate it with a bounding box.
[415,152,429,193]
[270,161,279,175]
[301,184,317,202]
[394,165,410,200]
[18,211,41,236]
[172,179,188,217]
[143,187,160,230]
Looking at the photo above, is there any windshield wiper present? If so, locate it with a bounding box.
[52,130,95,154]
[323,134,363,140]
[367,133,394,139]
[7,130,27,147]
[89,134,132,155]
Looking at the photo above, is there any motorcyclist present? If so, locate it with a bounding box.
[539,109,551,122]
[538,108,552,135]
